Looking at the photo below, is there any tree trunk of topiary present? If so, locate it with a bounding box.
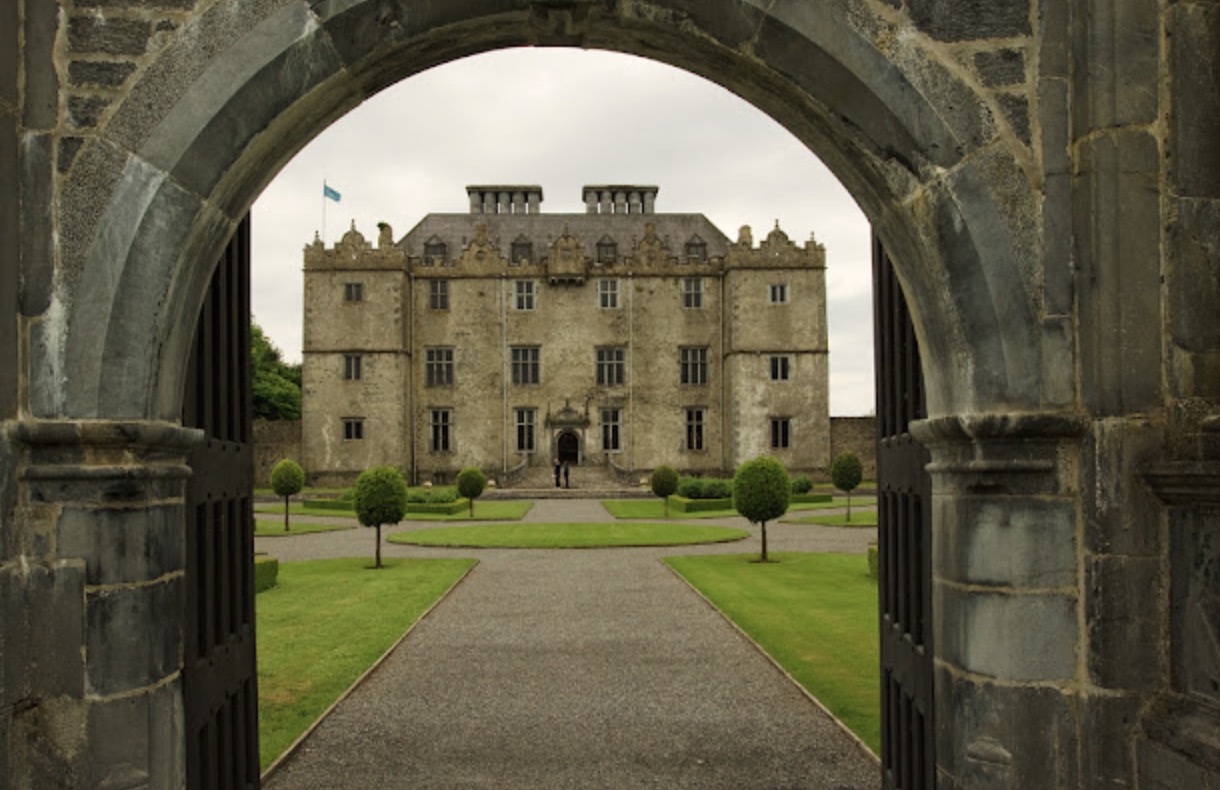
[760,520,768,562]
[846,491,852,522]
[374,524,382,569]
[664,497,669,518]
[284,495,290,532]
[470,499,475,517]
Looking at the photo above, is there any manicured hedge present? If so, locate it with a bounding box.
[676,477,734,500]
[669,495,732,513]
[404,498,469,515]
[255,556,280,593]
[407,487,458,504]
[791,493,833,504]
[302,498,355,511]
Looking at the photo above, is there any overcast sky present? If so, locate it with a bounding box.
[251,48,874,416]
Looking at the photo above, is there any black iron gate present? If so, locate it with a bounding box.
[182,215,260,789]
[873,235,935,789]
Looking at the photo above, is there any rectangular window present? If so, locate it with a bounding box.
[429,409,451,452]
[510,346,540,385]
[514,280,536,311]
[771,418,791,449]
[424,241,447,262]
[343,282,364,302]
[596,347,625,386]
[598,278,619,309]
[769,355,790,381]
[597,240,617,264]
[680,346,709,385]
[515,408,537,453]
[685,408,705,451]
[425,347,454,387]
[602,409,621,452]
[343,417,364,441]
[682,277,703,308]
[769,283,789,304]
[343,354,362,381]
[429,280,449,310]
[685,241,707,261]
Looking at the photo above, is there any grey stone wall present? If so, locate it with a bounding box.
[829,417,877,480]
[253,420,303,489]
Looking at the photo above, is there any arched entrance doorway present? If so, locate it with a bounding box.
[12,3,1156,789]
[556,431,580,465]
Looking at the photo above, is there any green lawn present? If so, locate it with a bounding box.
[254,519,356,537]
[387,522,749,548]
[664,552,880,754]
[783,510,878,527]
[602,498,870,520]
[253,500,533,521]
[256,557,477,770]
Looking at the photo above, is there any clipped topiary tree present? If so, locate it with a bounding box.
[831,452,864,521]
[353,466,408,569]
[270,458,305,532]
[651,465,679,517]
[456,467,487,517]
[733,456,790,562]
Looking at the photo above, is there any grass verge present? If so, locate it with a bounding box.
[664,552,880,754]
[387,522,748,548]
[257,557,477,771]
[254,519,356,537]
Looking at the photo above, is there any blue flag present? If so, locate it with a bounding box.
[323,183,341,202]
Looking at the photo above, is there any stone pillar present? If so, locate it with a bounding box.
[482,192,494,214]
[584,190,597,213]
[911,413,1087,790]
[629,191,641,213]
[643,191,655,214]
[2,420,201,789]
[512,191,524,214]
[469,191,481,213]
[614,191,627,214]
[599,191,612,214]
[497,191,509,214]
[527,190,541,214]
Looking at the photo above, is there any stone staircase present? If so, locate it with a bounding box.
[487,462,647,500]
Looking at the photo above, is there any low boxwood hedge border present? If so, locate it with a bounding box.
[668,495,731,513]
[404,498,469,515]
[255,556,280,593]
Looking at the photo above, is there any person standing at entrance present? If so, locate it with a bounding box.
[554,459,561,488]
[563,462,570,489]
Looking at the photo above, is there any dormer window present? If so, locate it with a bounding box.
[511,236,533,265]
[423,236,447,263]
[685,236,707,262]
[596,236,618,264]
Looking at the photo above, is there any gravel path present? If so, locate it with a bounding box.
[260,499,879,789]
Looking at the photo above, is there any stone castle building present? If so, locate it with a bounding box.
[302,185,829,486]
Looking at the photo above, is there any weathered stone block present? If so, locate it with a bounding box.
[909,0,1031,42]
[68,60,138,89]
[1139,736,1215,789]
[22,0,58,129]
[1074,131,1163,415]
[68,95,111,129]
[57,136,84,175]
[85,577,181,696]
[0,110,16,421]
[935,496,1076,588]
[974,49,1025,87]
[75,0,195,7]
[19,132,54,319]
[1166,197,1220,400]
[0,0,16,107]
[936,664,1079,789]
[936,584,1077,680]
[1072,0,1160,131]
[2,561,86,701]
[68,16,152,57]
[1082,418,1162,556]
[57,505,184,586]
[1168,3,1220,199]
[997,93,1029,145]
[1087,554,1161,690]
[1081,693,1144,787]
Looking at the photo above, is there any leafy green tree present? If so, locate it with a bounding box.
[353,466,408,569]
[270,458,305,532]
[733,456,790,562]
[456,467,487,517]
[252,323,302,420]
[831,452,864,521]
[650,465,679,517]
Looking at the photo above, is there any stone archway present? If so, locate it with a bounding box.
[9,2,1215,789]
[556,431,580,465]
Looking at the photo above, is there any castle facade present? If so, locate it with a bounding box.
[301,185,829,486]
